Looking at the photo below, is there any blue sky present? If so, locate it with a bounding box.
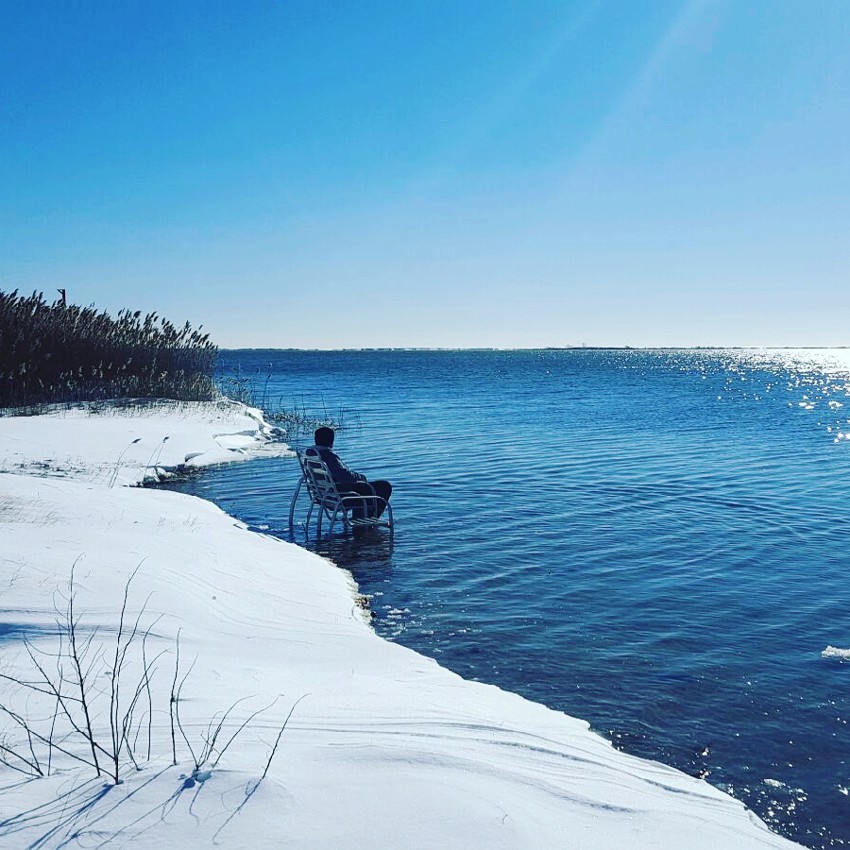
[2,1,848,348]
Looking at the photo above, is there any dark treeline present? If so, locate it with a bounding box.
[0,290,219,409]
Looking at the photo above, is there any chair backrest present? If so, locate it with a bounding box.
[296,447,343,509]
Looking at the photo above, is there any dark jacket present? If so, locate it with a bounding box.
[312,445,364,487]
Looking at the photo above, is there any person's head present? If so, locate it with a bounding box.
[314,427,335,448]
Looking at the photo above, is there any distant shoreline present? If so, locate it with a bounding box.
[219,345,850,353]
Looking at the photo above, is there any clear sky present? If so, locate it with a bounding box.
[2,1,848,348]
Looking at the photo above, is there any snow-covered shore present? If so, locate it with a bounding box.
[0,402,801,848]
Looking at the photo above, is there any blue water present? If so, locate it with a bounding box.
[168,348,850,848]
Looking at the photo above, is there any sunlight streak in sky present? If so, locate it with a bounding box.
[412,1,603,192]
[569,0,730,171]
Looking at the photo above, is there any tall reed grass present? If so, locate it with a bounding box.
[219,363,358,435]
[0,290,218,410]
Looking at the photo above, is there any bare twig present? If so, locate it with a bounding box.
[0,733,43,777]
[67,563,101,776]
[174,654,199,768]
[262,694,309,780]
[211,697,280,769]
[169,630,182,766]
[0,703,98,771]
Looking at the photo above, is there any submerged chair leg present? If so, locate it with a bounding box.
[328,507,341,538]
[288,476,304,534]
[303,503,315,538]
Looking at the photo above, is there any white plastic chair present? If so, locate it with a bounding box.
[288,447,394,539]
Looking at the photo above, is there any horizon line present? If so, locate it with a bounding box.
[219,345,850,352]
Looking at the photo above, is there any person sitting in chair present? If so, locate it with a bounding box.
[312,427,392,518]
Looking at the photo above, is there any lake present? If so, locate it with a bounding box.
[166,348,850,848]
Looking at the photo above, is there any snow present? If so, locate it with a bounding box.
[0,401,802,848]
[822,645,850,660]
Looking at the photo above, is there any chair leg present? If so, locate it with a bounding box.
[288,477,303,534]
[329,507,341,538]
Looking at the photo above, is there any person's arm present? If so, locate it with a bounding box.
[319,448,358,486]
